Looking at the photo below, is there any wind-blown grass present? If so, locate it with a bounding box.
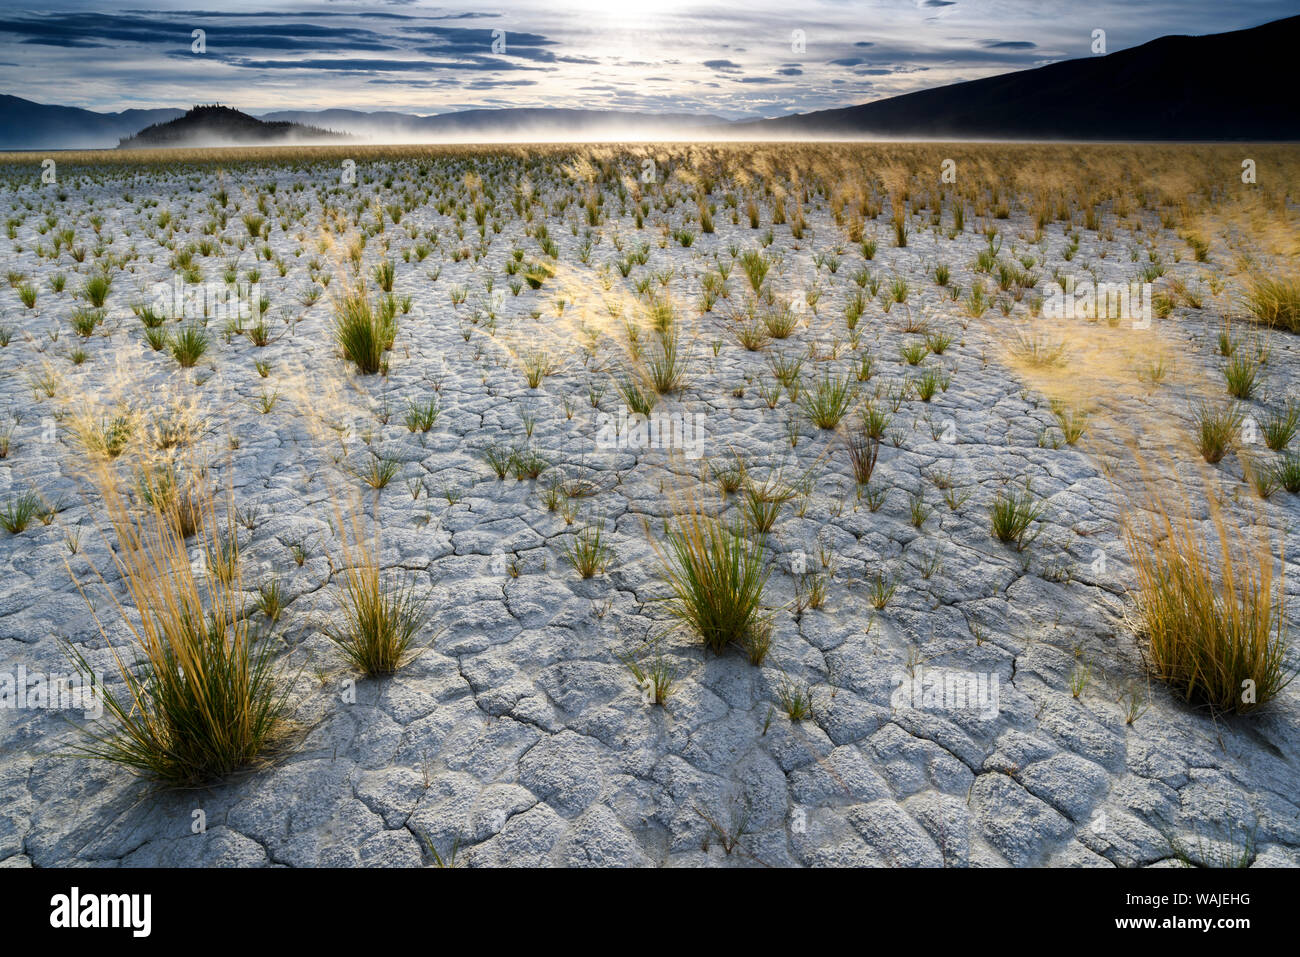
[1121,486,1292,714]
[322,495,430,677]
[1242,275,1300,333]
[64,453,288,785]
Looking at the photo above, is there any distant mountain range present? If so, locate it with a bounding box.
[2,15,1296,150]
[0,95,183,150]
[118,105,349,149]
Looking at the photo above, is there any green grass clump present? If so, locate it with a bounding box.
[845,401,889,485]
[1274,453,1300,493]
[323,509,429,677]
[615,370,658,416]
[1222,354,1259,400]
[800,371,854,429]
[353,454,399,490]
[70,307,103,337]
[900,341,928,365]
[1261,402,1299,451]
[1194,400,1243,464]
[332,286,395,375]
[404,398,440,433]
[659,492,772,661]
[776,674,815,721]
[989,485,1045,550]
[646,331,688,395]
[563,521,612,578]
[0,490,41,533]
[169,324,209,368]
[81,273,111,308]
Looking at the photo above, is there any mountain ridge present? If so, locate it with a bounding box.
[0,94,183,150]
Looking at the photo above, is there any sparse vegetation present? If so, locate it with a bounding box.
[2,139,1298,865]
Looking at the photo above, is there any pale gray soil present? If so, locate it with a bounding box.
[0,153,1297,867]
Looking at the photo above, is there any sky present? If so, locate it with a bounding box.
[0,0,1294,119]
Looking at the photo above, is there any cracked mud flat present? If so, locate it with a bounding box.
[0,144,1297,867]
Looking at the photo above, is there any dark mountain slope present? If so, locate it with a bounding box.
[0,95,182,150]
[735,16,1300,140]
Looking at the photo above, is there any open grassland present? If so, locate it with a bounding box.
[0,142,1297,866]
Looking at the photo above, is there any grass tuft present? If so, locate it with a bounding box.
[657,488,771,660]
[331,285,395,375]
[322,503,429,677]
[64,455,287,785]
[989,484,1045,551]
[1122,487,1292,715]
[1242,275,1300,333]
[563,520,612,578]
[1193,400,1243,464]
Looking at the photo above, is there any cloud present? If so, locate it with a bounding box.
[213,56,546,73]
[0,3,1285,120]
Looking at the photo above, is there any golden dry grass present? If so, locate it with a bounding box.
[1121,474,1292,714]
[64,445,289,784]
[999,288,1293,715]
